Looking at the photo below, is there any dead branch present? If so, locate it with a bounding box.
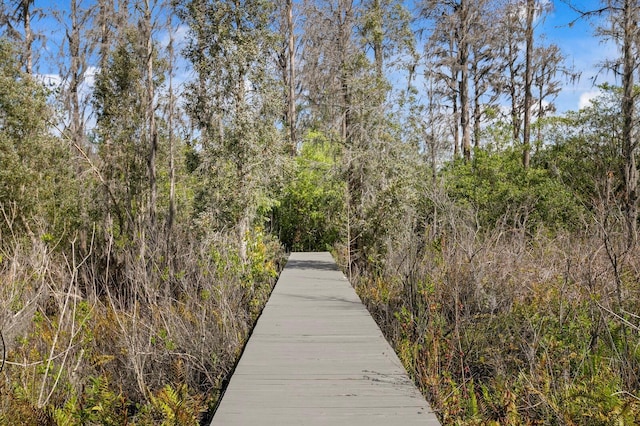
[0,330,5,374]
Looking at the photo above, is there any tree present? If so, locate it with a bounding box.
[273,0,298,155]
[176,0,286,260]
[536,86,623,212]
[297,0,412,271]
[287,0,296,154]
[276,133,344,251]
[611,0,640,247]
[421,0,494,160]
[95,0,114,68]
[498,1,525,146]
[0,40,77,243]
[469,4,502,148]
[493,0,565,164]
[276,0,297,155]
[142,0,159,234]
[58,0,93,151]
[359,0,414,82]
[299,0,359,138]
[0,0,38,74]
[165,8,177,236]
[93,28,154,243]
[532,43,577,148]
[522,0,534,168]
[569,0,640,246]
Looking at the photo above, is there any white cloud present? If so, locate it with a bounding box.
[159,24,189,50]
[36,65,98,94]
[578,90,601,109]
[84,66,99,88]
[512,0,552,25]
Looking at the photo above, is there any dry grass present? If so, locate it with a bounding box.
[0,220,284,425]
[345,191,640,424]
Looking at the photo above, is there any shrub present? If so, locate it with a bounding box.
[443,147,586,233]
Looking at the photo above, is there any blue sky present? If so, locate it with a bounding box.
[28,0,619,115]
[541,0,618,112]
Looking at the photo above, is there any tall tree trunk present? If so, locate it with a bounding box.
[536,81,544,151]
[98,0,111,70]
[22,0,33,74]
[67,0,88,254]
[287,0,296,155]
[472,61,481,148]
[622,0,637,247]
[452,92,459,158]
[522,0,534,169]
[448,35,459,158]
[167,13,176,236]
[509,78,519,142]
[427,80,438,182]
[166,15,176,297]
[505,24,521,145]
[372,0,383,80]
[69,0,82,146]
[459,0,471,161]
[144,0,158,232]
[338,0,360,267]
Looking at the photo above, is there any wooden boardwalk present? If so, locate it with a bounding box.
[211,252,440,425]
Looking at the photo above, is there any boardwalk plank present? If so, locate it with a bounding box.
[211,252,440,425]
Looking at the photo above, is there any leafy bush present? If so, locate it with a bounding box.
[275,131,344,251]
[0,39,80,247]
[443,147,586,232]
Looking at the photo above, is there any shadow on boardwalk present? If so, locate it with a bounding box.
[279,291,363,306]
[286,257,340,271]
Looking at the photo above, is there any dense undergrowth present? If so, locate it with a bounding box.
[0,226,284,425]
[344,206,640,425]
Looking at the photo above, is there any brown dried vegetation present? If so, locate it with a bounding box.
[0,217,284,424]
[348,187,640,424]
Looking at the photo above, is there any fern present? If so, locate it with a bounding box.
[147,384,204,426]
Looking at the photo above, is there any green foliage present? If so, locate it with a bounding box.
[359,0,416,68]
[92,28,166,241]
[52,376,129,426]
[139,384,205,426]
[7,2,640,426]
[443,147,585,232]
[244,226,283,317]
[535,85,625,215]
[177,0,286,236]
[0,38,79,245]
[275,132,345,251]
